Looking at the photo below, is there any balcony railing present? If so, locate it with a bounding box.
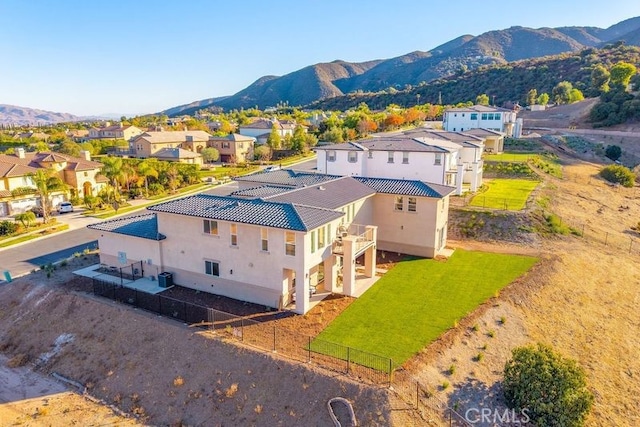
[332,223,375,255]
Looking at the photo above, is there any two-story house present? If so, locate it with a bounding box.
[89,171,454,314]
[238,119,297,144]
[314,133,483,195]
[89,122,144,141]
[131,129,210,160]
[207,133,256,163]
[0,147,106,216]
[442,105,522,139]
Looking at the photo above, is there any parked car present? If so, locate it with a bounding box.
[263,165,281,172]
[29,205,53,217]
[57,201,74,214]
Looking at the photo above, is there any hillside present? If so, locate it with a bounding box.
[163,16,640,113]
[311,44,640,110]
[0,104,83,125]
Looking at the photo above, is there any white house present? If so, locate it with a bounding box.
[443,105,522,138]
[238,119,297,143]
[89,171,454,314]
[314,132,484,195]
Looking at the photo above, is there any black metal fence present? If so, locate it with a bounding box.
[91,278,392,384]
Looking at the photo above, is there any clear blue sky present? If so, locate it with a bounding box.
[1,0,639,116]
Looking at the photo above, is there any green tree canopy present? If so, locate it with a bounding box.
[590,64,610,94]
[503,343,594,427]
[29,168,66,223]
[537,93,550,105]
[610,61,637,88]
[526,89,538,106]
[569,88,585,103]
[552,81,574,104]
[267,125,282,150]
[201,147,220,163]
[476,93,490,105]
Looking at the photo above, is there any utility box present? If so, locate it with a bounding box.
[158,272,173,288]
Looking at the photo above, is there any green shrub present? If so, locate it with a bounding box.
[474,352,485,362]
[599,164,635,187]
[503,343,593,427]
[545,213,571,235]
[0,220,19,236]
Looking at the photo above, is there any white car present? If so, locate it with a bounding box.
[263,165,281,172]
[57,201,74,214]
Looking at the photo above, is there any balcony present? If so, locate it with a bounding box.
[332,223,376,256]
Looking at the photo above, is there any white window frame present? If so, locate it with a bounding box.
[402,152,409,164]
[388,151,394,163]
[394,196,404,211]
[327,150,336,162]
[408,197,417,212]
[205,260,220,277]
[203,219,218,236]
[285,231,296,256]
[348,151,358,163]
[261,228,268,252]
[230,223,238,246]
[434,153,442,165]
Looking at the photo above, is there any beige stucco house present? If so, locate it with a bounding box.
[131,130,210,160]
[89,123,144,141]
[207,133,256,163]
[0,147,106,216]
[89,170,454,314]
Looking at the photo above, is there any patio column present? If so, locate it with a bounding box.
[341,236,357,296]
[456,163,464,195]
[294,267,310,314]
[325,255,340,293]
[470,161,479,192]
[363,226,377,278]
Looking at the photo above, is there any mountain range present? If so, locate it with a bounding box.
[0,104,86,126]
[163,16,640,116]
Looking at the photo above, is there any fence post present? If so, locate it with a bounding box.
[347,347,350,373]
[241,318,244,342]
[416,382,419,410]
[389,359,393,387]
[308,336,311,363]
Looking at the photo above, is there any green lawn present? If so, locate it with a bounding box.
[470,179,539,210]
[316,250,537,366]
[485,152,539,163]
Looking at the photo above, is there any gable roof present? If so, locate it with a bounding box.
[0,152,103,173]
[403,129,484,148]
[134,130,211,144]
[209,133,257,143]
[0,160,38,178]
[87,213,166,240]
[445,104,513,113]
[152,147,201,159]
[353,177,455,198]
[464,128,505,137]
[231,185,295,198]
[147,194,343,231]
[315,136,458,153]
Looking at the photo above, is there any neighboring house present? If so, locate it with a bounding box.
[0,147,106,216]
[315,132,484,195]
[131,130,211,159]
[89,170,454,314]
[151,147,203,165]
[207,133,256,163]
[13,131,49,141]
[66,129,90,142]
[443,105,522,138]
[89,122,144,141]
[238,118,297,144]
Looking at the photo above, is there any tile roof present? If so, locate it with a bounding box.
[230,185,295,198]
[403,129,484,148]
[152,147,201,159]
[147,194,343,231]
[88,213,166,240]
[445,104,513,113]
[134,130,211,144]
[464,128,505,137]
[209,133,256,143]
[0,152,102,174]
[315,137,461,153]
[0,160,38,177]
[265,177,376,209]
[235,170,338,187]
[353,177,455,198]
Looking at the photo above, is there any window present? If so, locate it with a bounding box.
[203,219,218,235]
[488,113,494,120]
[494,113,501,120]
[408,197,417,212]
[388,151,394,163]
[395,196,404,211]
[285,232,296,256]
[402,152,409,164]
[311,230,316,253]
[230,223,237,246]
[470,113,478,120]
[261,228,268,251]
[368,151,373,159]
[327,150,336,162]
[481,113,488,120]
[84,171,88,177]
[205,260,220,276]
[318,226,325,250]
[238,142,244,149]
[348,151,358,163]
[434,153,442,165]
[462,113,465,117]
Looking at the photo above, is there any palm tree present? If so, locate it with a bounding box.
[101,157,124,199]
[29,168,66,223]
[137,159,158,198]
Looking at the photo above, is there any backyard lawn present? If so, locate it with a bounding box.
[316,250,538,366]
[485,152,539,163]
[469,178,539,210]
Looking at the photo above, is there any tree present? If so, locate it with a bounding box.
[15,211,36,229]
[476,93,490,106]
[600,164,635,187]
[526,89,538,106]
[201,147,220,163]
[503,343,593,427]
[29,168,66,223]
[59,140,82,157]
[590,64,610,94]
[609,61,637,89]
[569,88,585,103]
[137,159,159,198]
[101,157,124,199]
[357,118,378,135]
[254,145,271,162]
[290,126,307,153]
[266,125,282,150]
[384,113,405,129]
[537,93,550,106]
[552,81,573,104]
[605,145,622,161]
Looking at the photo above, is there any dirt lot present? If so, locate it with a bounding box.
[1,148,639,426]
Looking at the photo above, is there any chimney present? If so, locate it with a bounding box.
[80,150,91,161]
[16,147,26,159]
